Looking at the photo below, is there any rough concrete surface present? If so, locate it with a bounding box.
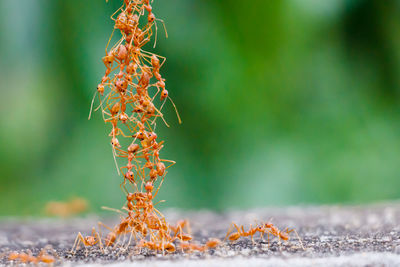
[1,202,400,266]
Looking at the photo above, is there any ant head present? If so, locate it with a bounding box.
[279,231,289,241]
[146,104,156,115]
[148,13,155,23]
[127,201,134,210]
[97,84,105,95]
[134,131,145,140]
[147,132,157,141]
[145,182,154,192]
[102,54,114,66]
[127,193,134,202]
[141,99,151,107]
[115,79,126,93]
[160,89,168,101]
[119,112,128,123]
[124,171,134,182]
[133,105,144,113]
[165,243,176,252]
[111,137,121,148]
[264,223,273,228]
[151,55,160,68]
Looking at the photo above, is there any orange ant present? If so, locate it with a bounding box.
[71,227,103,254]
[225,223,260,243]
[7,246,57,264]
[178,238,221,253]
[260,222,304,249]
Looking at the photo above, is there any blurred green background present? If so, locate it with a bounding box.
[1,0,400,215]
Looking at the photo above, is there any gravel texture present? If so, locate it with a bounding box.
[1,202,400,266]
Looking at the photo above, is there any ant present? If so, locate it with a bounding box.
[260,222,304,250]
[226,223,260,243]
[71,227,103,255]
[7,246,57,264]
[178,238,222,253]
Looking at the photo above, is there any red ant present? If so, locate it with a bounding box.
[71,227,103,254]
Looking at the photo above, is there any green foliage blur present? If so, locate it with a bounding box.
[1,0,400,216]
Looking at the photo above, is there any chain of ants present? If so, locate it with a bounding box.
[82,0,304,255]
[4,0,303,262]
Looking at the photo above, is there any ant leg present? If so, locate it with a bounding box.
[109,5,123,22]
[224,223,234,241]
[153,21,158,48]
[100,207,127,217]
[168,96,182,124]
[95,231,104,253]
[156,18,168,39]
[151,98,167,125]
[71,232,85,254]
[248,225,255,244]
[95,92,111,121]
[278,235,282,252]
[115,147,129,156]
[153,207,166,219]
[241,224,250,241]
[175,225,183,240]
[125,229,138,251]
[90,226,103,252]
[160,159,176,169]
[119,179,129,195]
[111,146,121,175]
[186,220,192,235]
[153,174,166,199]
[153,199,166,206]
[105,28,115,54]
[88,91,98,120]
[289,229,305,250]
[232,223,242,239]
[153,105,170,127]
[259,231,265,242]
[151,84,161,100]
[116,128,133,138]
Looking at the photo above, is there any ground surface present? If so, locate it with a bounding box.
[1,202,400,266]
